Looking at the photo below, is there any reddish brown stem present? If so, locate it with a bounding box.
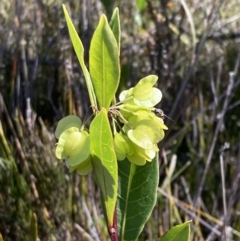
[108,206,118,241]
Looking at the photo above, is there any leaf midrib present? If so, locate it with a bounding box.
[121,163,135,240]
[101,34,106,108]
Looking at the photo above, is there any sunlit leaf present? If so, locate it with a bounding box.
[55,115,82,139]
[62,5,97,107]
[90,108,118,226]
[109,8,121,52]
[117,156,159,240]
[89,15,120,109]
[157,221,191,241]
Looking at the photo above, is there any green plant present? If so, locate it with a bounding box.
[53,5,191,241]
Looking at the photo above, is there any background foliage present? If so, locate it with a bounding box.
[0,0,240,240]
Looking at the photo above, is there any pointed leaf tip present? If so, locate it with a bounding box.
[157,221,191,241]
[90,14,120,109]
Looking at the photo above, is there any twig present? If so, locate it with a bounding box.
[166,0,225,130]
[219,144,229,241]
[158,187,240,239]
[193,72,234,206]
[74,223,95,241]
[162,76,240,149]
[82,199,101,241]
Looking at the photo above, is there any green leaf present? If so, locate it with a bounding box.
[89,15,120,109]
[90,108,118,226]
[117,156,159,240]
[62,5,97,107]
[109,8,121,52]
[157,221,191,241]
[136,0,148,11]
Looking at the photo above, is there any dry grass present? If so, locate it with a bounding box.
[0,0,240,240]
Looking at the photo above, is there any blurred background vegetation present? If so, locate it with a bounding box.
[0,0,240,240]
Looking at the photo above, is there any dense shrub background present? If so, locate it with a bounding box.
[0,0,240,240]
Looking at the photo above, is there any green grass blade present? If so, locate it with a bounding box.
[30,213,38,241]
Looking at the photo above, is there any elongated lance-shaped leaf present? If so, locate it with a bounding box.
[89,15,120,109]
[90,108,118,226]
[62,5,97,108]
[109,7,120,107]
[157,221,191,241]
[109,8,121,52]
[117,156,159,240]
